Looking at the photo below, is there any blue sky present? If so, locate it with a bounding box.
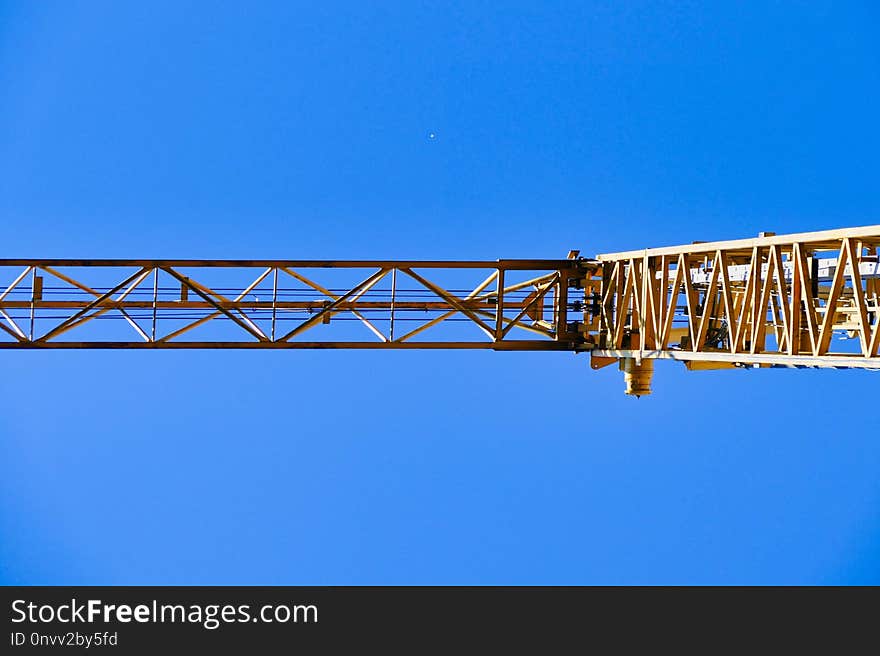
[1,1,879,584]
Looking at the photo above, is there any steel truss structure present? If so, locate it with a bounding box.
[589,225,880,393]
[2,224,879,394]
[0,259,585,351]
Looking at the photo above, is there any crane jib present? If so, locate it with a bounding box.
[2,225,879,395]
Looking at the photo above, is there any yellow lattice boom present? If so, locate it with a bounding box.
[2,225,878,395]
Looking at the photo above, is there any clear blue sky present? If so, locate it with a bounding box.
[1,1,878,584]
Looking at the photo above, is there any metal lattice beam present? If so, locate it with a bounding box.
[589,225,880,380]
[0,259,586,350]
[3,225,879,395]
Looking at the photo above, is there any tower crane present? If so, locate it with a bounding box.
[2,225,878,395]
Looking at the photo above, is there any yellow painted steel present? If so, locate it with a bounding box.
[1,225,879,394]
